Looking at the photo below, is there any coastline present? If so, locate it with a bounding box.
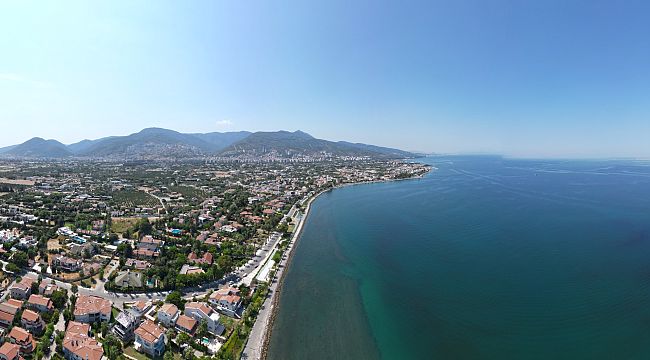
[255,168,433,359]
[259,186,327,359]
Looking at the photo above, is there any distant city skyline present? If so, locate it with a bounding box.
[1,1,650,158]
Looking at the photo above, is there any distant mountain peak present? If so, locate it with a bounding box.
[4,137,71,158]
[0,128,415,160]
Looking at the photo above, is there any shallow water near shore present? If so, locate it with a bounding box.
[267,156,650,360]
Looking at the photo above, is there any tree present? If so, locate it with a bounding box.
[63,308,72,322]
[31,281,40,295]
[177,332,191,344]
[117,243,133,258]
[5,263,19,273]
[71,284,78,294]
[164,350,174,360]
[198,318,208,338]
[12,251,29,267]
[102,334,123,360]
[165,291,185,310]
[182,345,194,360]
[51,289,68,309]
[137,218,153,236]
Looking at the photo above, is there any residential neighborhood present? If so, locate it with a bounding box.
[0,158,430,360]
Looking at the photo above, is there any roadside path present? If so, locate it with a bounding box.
[242,193,316,360]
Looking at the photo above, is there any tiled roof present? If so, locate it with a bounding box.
[27,294,52,308]
[66,321,90,337]
[0,342,20,360]
[21,309,40,322]
[159,303,178,317]
[74,295,111,317]
[135,320,164,344]
[0,310,15,323]
[63,322,103,360]
[185,302,213,317]
[175,315,197,331]
[8,326,32,343]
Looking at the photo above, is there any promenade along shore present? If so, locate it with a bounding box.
[242,188,323,360]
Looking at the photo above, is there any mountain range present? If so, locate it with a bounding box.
[0,128,416,160]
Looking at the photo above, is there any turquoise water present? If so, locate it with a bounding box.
[267,156,650,360]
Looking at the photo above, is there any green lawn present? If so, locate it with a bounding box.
[112,190,159,208]
[111,307,121,320]
[111,217,140,234]
[124,346,150,360]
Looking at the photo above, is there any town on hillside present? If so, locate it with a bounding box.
[0,158,429,360]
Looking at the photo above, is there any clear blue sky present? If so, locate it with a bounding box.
[1,0,649,157]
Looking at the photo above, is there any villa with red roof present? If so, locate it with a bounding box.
[63,321,104,360]
[74,295,111,323]
[20,309,44,335]
[7,327,35,354]
[134,320,165,357]
[27,294,53,312]
[0,342,21,360]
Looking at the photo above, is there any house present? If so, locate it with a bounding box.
[0,310,14,329]
[137,236,163,252]
[74,295,111,323]
[209,287,243,318]
[157,303,179,327]
[0,299,22,328]
[38,279,58,296]
[133,248,159,259]
[91,220,105,232]
[63,321,103,360]
[184,302,225,336]
[129,301,152,319]
[9,277,35,300]
[0,342,21,360]
[69,242,96,257]
[57,227,75,237]
[112,311,138,342]
[204,236,221,247]
[7,327,35,354]
[174,314,197,335]
[27,294,54,312]
[134,320,165,357]
[114,270,142,289]
[52,255,82,272]
[16,237,37,250]
[125,259,152,270]
[188,252,213,265]
[179,264,204,275]
[20,309,44,335]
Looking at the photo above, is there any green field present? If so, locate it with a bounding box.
[112,190,160,208]
[169,185,206,200]
[111,217,140,234]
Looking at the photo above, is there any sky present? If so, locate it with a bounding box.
[1,0,649,157]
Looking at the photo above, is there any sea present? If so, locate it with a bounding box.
[267,156,650,360]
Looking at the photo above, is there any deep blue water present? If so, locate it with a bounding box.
[268,156,650,359]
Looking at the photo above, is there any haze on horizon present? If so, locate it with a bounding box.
[1,1,649,158]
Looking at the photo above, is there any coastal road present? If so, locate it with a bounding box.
[241,234,296,360]
[242,196,313,360]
